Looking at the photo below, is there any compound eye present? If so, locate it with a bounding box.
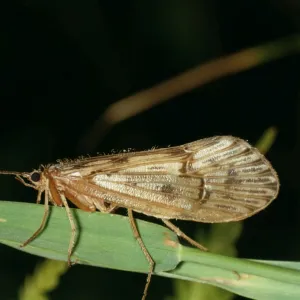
[30,172,41,182]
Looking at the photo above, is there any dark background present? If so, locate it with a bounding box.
[0,0,299,299]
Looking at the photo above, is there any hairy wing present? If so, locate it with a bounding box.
[58,136,279,222]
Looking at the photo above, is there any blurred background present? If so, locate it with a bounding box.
[0,0,299,299]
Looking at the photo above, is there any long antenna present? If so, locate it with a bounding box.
[0,171,24,176]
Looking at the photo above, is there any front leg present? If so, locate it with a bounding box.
[16,175,38,190]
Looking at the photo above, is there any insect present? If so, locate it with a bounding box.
[0,136,279,300]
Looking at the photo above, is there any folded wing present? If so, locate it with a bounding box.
[59,136,279,223]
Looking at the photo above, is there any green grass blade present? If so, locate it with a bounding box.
[163,260,300,300]
[1,201,300,300]
[161,246,300,300]
[0,201,179,273]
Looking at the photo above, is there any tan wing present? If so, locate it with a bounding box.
[55,136,279,223]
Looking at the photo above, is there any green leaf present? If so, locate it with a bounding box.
[1,201,300,300]
[0,201,179,273]
[164,247,300,300]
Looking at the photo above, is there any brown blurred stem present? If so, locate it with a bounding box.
[78,35,300,152]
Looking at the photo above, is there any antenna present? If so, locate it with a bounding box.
[0,171,25,176]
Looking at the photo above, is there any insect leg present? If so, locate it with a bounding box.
[127,209,154,300]
[16,175,37,190]
[60,193,77,266]
[100,203,118,213]
[162,219,208,251]
[92,199,118,213]
[21,188,49,247]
